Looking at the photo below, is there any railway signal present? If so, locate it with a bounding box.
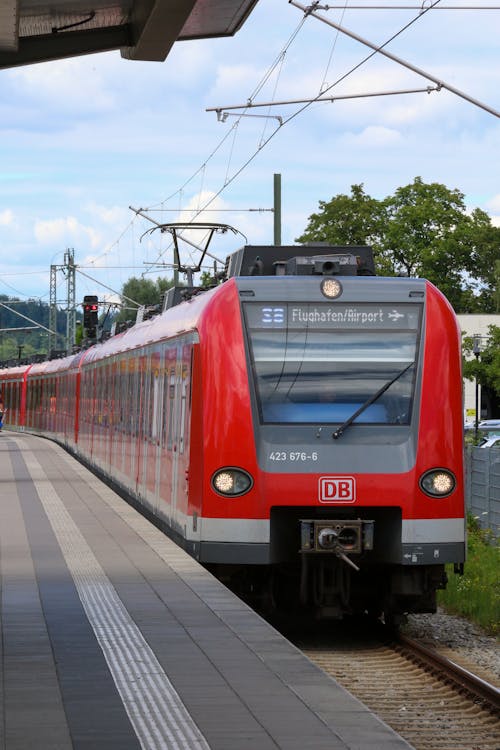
[83,295,98,337]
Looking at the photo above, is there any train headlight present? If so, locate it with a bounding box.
[320,278,342,299]
[419,469,456,498]
[211,468,253,497]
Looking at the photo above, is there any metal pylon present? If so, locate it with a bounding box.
[48,249,76,355]
[64,248,76,352]
[49,264,58,355]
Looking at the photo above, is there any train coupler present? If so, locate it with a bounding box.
[299,518,374,571]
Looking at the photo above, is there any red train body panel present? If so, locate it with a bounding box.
[0,245,466,621]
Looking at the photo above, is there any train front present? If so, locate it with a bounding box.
[200,248,466,621]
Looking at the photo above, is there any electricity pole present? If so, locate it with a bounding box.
[49,248,76,355]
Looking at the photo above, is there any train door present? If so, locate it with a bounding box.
[116,358,129,481]
[171,345,191,535]
[150,349,164,511]
[158,347,174,521]
[136,355,148,494]
[134,353,146,496]
[169,353,182,522]
[143,350,161,504]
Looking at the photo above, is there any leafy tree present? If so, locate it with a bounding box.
[464,217,500,313]
[0,295,70,360]
[296,178,500,312]
[116,276,175,323]
[75,322,84,346]
[296,183,387,256]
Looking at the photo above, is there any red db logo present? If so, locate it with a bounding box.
[319,476,356,503]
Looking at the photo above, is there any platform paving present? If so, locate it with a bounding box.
[0,432,414,749]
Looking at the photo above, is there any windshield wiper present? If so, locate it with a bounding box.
[332,362,414,440]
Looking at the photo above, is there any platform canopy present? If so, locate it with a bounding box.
[0,0,257,69]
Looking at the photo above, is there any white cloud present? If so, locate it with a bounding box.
[12,57,116,114]
[210,63,268,101]
[84,202,129,225]
[340,125,403,147]
[486,194,500,214]
[0,209,14,226]
[34,216,102,249]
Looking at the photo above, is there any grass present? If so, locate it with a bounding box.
[437,515,499,636]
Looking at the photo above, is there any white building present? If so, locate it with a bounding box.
[457,314,500,422]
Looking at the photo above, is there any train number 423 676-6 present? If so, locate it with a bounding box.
[269,451,318,462]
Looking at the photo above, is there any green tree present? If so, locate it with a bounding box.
[75,322,84,346]
[116,276,175,323]
[296,178,500,312]
[296,183,387,256]
[381,178,474,309]
[0,295,69,361]
[464,217,500,313]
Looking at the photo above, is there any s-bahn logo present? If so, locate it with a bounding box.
[319,476,356,503]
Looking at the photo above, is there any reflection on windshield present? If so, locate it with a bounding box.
[245,304,421,425]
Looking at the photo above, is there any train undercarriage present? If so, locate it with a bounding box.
[209,508,449,624]
[211,557,448,624]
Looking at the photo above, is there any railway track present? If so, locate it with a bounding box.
[287,622,500,750]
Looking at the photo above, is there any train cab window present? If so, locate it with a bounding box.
[244,302,422,425]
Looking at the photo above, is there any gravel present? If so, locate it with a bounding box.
[403,607,500,683]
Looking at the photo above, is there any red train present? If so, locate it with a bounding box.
[0,245,466,622]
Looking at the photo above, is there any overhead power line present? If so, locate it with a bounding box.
[0,301,58,337]
[289,0,500,118]
[315,4,500,9]
[150,0,446,248]
[77,0,496,281]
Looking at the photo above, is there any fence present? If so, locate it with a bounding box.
[465,446,500,541]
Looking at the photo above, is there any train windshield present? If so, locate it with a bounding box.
[244,302,422,425]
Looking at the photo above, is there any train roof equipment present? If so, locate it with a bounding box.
[225,244,375,278]
[163,241,376,311]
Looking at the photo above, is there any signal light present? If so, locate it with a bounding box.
[83,295,99,334]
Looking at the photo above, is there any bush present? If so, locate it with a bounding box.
[438,515,499,635]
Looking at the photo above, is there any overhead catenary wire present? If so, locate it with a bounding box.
[289,0,500,118]
[81,0,444,281]
[210,0,498,120]
[318,0,348,94]
[76,268,142,308]
[314,4,500,9]
[171,0,447,223]
[144,10,310,219]
[139,12,313,272]
[172,0,448,229]
[132,0,446,280]
[40,0,495,294]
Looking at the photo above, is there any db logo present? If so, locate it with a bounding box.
[319,476,356,503]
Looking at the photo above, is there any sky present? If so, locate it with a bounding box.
[0,0,499,310]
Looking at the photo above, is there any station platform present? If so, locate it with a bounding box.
[0,431,414,750]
